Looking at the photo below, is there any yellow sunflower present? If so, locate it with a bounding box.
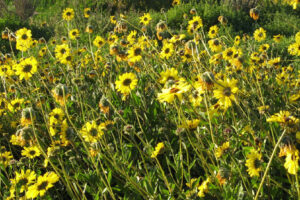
[267,110,299,126]
[188,16,203,33]
[253,27,266,42]
[208,25,219,39]
[115,72,138,96]
[157,79,191,103]
[213,78,238,109]
[80,121,104,143]
[172,0,180,6]
[15,27,32,51]
[0,64,14,77]
[11,169,36,193]
[15,56,38,80]
[215,141,230,158]
[189,87,204,107]
[22,146,41,159]
[110,15,117,24]
[234,36,241,46]
[159,68,179,85]
[127,30,137,44]
[0,151,13,167]
[160,42,174,59]
[259,44,270,52]
[26,172,59,199]
[8,98,24,112]
[245,149,262,177]
[49,108,65,126]
[273,34,283,43]
[62,8,74,21]
[179,119,200,130]
[140,13,152,26]
[93,36,105,48]
[128,45,143,63]
[54,44,70,60]
[284,149,299,175]
[84,8,91,18]
[208,39,222,52]
[68,29,79,40]
[197,177,210,197]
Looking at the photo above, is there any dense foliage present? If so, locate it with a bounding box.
[0,0,299,199]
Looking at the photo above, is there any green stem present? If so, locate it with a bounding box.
[254,129,286,200]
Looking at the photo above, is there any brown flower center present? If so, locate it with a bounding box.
[123,78,132,86]
[90,128,98,136]
[29,150,36,155]
[23,64,32,73]
[134,48,142,56]
[22,34,28,40]
[37,181,49,191]
[223,87,231,96]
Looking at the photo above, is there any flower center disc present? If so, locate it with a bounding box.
[223,87,232,96]
[123,79,132,86]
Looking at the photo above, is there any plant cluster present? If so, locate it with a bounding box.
[0,1,299,199]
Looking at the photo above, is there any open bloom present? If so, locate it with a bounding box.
[15,27,32,51]
[245,149,262,177]
[157,79,191,103]
[213,78,238,110]
[284,148,299,175]
[140,13,152,25]
[115,72,138,96]
[62,8,74,21]
[267,111,299,126]
[80,121,104,143]
[26,172,59,198]
[253,27,266,42]
[15,57,38,80]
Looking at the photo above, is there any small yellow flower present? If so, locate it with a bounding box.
[253,27,266,42]
[267,111,299,126]
[213,78,238,110]
[158,68,179,85]
[62,8,74,21]
[110,15,117,24]
[140,13,152,26]
[151,142,164,158]
[245,149,262,177]
[208,39,222,52]
[284,149,299,175]
[15,27,32,51]
[69,29,79,40]
[0,151,13,167]
[84,8,91,18]
[160,42,174,59]
[215,141,230,158]
[26,172,59,199]
[15,57,38,80]
[115,73,138,96]
[197,177,210,197]
[80,121,104,143]
[22,146,41,159]
[187,16,203,34]
[273,34,283,43]
[208,25,218,39]
[93,36,105,48]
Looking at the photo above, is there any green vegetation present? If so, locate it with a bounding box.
[0,0,299,199]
